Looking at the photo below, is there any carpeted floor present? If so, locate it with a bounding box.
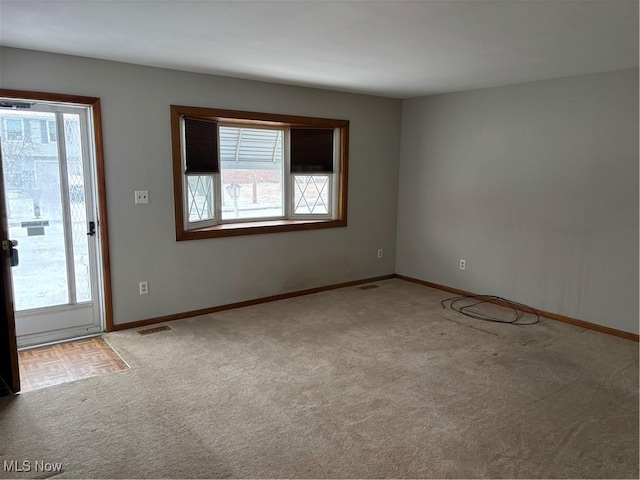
[0,279,638,478]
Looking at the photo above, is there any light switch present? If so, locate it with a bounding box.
[134,190,149,204]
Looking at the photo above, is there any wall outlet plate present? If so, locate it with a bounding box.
[135,190,149,204]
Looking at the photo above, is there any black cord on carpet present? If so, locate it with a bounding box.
[441,294,540,325]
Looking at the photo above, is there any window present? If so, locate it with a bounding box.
[47,120,57,142]
[4,118,24,140]
[171,106,348,240]
[38,119,57,143]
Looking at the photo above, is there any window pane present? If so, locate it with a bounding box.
[187,175,214,222]
[5,118,23,140]
[1,111,69,309]
[294,175,330,215]
[220,127,284,220]
[47,121,57,142]
[64,113,91,303]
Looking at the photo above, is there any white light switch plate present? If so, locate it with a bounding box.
[135,190,149,204]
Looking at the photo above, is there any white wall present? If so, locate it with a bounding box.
[397,69,639,334]
[2,49,636,335]
[0,48,402,326]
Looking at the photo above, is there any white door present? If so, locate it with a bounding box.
[0,100,103,347]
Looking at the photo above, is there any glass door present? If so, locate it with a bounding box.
[0,101,103,347]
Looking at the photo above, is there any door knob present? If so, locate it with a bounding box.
[2,239,18,249]
[2,239,19,267]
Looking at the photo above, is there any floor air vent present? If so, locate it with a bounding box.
[358,284,379,290]
[137,325,172,335]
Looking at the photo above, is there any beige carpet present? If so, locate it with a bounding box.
[0,279,638,478]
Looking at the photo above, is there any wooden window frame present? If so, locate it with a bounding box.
[170,105,349,241]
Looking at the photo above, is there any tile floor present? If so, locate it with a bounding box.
[18,336,129,392]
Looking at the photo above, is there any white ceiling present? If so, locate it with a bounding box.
[0,0,637,99]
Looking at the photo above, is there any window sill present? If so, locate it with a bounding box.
[177,218,347,241]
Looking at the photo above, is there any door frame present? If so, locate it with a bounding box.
[0,139,20,393]
[0,89,114,335]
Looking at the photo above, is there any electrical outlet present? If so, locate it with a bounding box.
[134,190,149,204]
[139,281,149,295]
[377,249,383,259]
[459,259,466,270]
